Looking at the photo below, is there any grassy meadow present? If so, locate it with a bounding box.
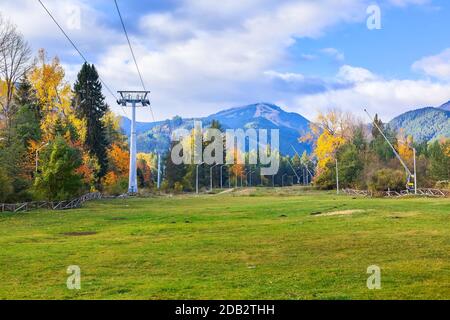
[0,187,449,300]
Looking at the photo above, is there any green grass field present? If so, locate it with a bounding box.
[0,187,449,300]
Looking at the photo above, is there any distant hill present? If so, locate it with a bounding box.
[120,103,312,156]
[389,106,450,142]
[119,117,162,137]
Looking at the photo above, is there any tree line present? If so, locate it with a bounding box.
[161,111,449,194]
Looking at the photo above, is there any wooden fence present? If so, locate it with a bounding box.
[341,189,372,197]
[342,188,450,198]
[0,192,103,213]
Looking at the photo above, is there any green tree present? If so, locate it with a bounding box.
[164,141,187,190]
[14,75,41,120]
[352,125,367,151]
[371,114,383,140]
[370,128,396,162]
[34,136,83,200]
[73,62,109,179]
[0,166,13,202]
[337,143,364,188]
[13,104,41,146]
[428,140,450,182]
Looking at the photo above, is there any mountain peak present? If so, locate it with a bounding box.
[206,102,309,130]
[439,100,450,111]
[254,102,283,115]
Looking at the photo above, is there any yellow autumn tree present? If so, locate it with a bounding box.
[137,153,154,188]
[230,148,245,180]
[137,153,156,170]
[397,129,414,164]
[29,49,85,142]
[304,109,354,174]
[445,139,450,157]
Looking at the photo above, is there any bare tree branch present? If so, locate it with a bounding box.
[0,14,31,141]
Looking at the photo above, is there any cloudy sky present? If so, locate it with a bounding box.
[1,0,450,122]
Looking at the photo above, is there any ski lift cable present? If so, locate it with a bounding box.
[114,0,156,122]
[37,0,129,119]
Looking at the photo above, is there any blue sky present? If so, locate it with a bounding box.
[1,0,450,122]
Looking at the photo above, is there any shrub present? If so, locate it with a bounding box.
[368,169,405,192]
[435,180,450,190]
[174,182,184,193]
[313,164,336,190]
[104,177,128,195]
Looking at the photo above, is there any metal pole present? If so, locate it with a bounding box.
[336,158,339,195]
[196,164,200,194]
[220,165,226,189]
[128,101,138,194]
[210,166,213,190]
[413,148,417,195]
[210,164,218,190]
[157,153,161,189]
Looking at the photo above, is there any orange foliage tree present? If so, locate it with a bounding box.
[103,143,129,186]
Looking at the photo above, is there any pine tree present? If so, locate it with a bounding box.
[164,141,187,189]
[13,76,41,145]
[15,75,40,119]
[372,114,383,139]
[73,63,109,180]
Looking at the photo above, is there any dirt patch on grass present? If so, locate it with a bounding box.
[61,231,97,236]
[108,217,127,221]
[216,188,235,195]
[233,188,257,196]
[314,209,366,217]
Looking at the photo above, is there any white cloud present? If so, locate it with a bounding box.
[264,70,305,82]
[412,48,450,81]
[139,13,196,43]
[337,65,378,83]
[321,47,345,62]
[294,67,450,121]
[0,0,118,55]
